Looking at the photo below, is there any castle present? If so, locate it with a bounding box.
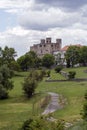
[30,37,62,57]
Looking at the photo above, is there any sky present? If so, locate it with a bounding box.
[0,0,87,57]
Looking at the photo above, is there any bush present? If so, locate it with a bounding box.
[29,70,45,81]
[0,85,8,99]
[55,66,63,73]
[82,102,87,121]
[68,71,76,79]
[20,116,65,130]
[84,91,87,100]
[22,77,37,98]
[46,70,51,77]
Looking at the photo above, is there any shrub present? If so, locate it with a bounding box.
[20,116,65,130]
[82,102,87,121]
[46,70,51,77]
[22,77,37,98]
[0,85,8,99]
[55,66,63,73]
[68,71,76,79]
[84,91,87,100]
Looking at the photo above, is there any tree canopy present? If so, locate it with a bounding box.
[42,54,55,68]
[0,64,14,99]
[65,46,80,67]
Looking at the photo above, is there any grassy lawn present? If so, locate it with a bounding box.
[0,67,87,129]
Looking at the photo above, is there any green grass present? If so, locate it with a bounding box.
[64,67,87,78]
[50,69,66,80]
[0,67,87,129]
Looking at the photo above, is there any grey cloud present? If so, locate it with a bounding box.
[19,9,80,31]
[36,0,87,11]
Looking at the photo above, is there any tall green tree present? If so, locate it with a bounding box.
[0,46,17,70]
[17,51,41,71]
[65,46,80,67]
[79,46,87,66]
[0,64,14,99]
[42,54,55,68]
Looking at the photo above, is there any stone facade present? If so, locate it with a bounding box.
[30,37,62,57]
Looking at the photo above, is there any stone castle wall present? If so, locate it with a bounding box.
[30,37,62,57]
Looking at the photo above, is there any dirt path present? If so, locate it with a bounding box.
[42,92,62,115]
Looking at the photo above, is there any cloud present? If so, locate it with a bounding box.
[19,8,80,31]
[0,0,87,58]
[0,26,45,57]
[0,26,87,58]
[0,0,35,14]
[36,0,87,11]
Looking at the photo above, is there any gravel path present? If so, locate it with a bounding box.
[42,92,61,115]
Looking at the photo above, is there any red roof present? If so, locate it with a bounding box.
[61,44,82,51]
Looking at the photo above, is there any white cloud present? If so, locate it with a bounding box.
[19,8,81,30]
[0,0,35,14]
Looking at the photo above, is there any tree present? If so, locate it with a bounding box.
[65,46,80,67]
[42,54,55,68]
[2,46,17,66]
[0,64,14,99]
[0,46,17,70]
[79,46,87,66]
[22,70,45,98]
[17,51,41,71]
[22,77,37,98]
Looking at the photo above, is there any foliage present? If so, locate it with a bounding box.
[79,46,87,66]
[17,51,41,71]
[55,66,63,73]
[42,54,55,68]
[22,76,37,98]
[22,70,45,98]
[82,102,87,121]
[0,84,8,99]
[0,64,14,99]
[9,61,21,71]
[1,46,17,68]
[84,91,87,100]
[20,116,65,130]
[82,90,87,121]
[29,70,45,81]
[65,46,80,67]
[67,71,76,79]
[46,70,51,77]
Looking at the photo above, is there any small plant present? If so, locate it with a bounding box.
[68,71,76,79]
[20,116,65,130]
[0,85,8,99]
[81,91,87,121]
[84,91,87,100]
[46,70,51,77]
[55,66,63,73]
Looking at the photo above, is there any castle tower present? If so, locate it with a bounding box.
[56,39,62,49]
[46,37,51,44]
[41,39,45,44]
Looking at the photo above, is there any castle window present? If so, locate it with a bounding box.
[51,45,53,47]
[40,45,42,47]
[44,45,46,47]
